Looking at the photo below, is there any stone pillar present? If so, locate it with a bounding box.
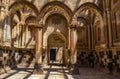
[68,27,71,49]
[33,26,43,74]
[69,27,79,74]
[22,25,25,47]
[26,26,28,46]
[104,1,113,73]
[106,10,112,48]
[87,25,91,49]
[70,27,77,64]
[18,24,21,47]
[35,27,42,64]
[104,0,112,48]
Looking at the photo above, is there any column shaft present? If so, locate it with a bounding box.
[69,27,79,74]
[70,27,77,64]
[35,27,43,64]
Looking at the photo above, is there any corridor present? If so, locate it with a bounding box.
[0,64,120,79]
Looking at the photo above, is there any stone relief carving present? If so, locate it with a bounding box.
[48,34,65,43]
[11,6,36,48]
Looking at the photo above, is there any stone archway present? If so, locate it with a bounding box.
[8,0,38,16]
[72,2,105,49]
[42,13,69,66]
[47,32,67,65]
[38,1,72,25]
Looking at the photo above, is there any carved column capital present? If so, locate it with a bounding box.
[69,26,77,32]
[19,23,25,27]
[34,23,43,29]
[69,18,78,28]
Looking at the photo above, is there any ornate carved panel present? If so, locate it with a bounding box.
[48,33,65,47]
[11,7,36,48]
[115,11,120,39]
[70,16,89,49]
[113,10,120,41]
[2,17,11,47]
[94,16,106,48]
[77,28,88,49]
[112,10,120,47]
[77,17,88,49]
[43,14,68,48]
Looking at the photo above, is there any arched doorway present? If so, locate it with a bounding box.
[47,32,66,65]
[42,13,69,66]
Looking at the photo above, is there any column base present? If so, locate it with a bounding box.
[68,64,80,75]
[33,63,43,74]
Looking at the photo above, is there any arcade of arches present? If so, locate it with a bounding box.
[0,0,120,78]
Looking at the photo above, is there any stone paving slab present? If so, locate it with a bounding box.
[0,65,120,79]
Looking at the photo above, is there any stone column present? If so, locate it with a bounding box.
[18,24,21,47]
[26,26,28,46]
[106,9,112,48]
[68,27,71,49]
[33,26,43,74]
[104,0,112,48]
[69,26,79,74]
[22,25,25,47]
[70,27,77,64]
[35,27,42,64]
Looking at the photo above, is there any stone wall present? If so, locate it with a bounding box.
[0,49,34,72]
[77,51,90,66]
[1,50,18,68]
[77,50,120,73]
[95,50,120,73]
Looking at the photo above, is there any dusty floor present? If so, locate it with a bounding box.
[0,64,120,79]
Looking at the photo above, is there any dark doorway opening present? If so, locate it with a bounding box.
[50,49,56,61]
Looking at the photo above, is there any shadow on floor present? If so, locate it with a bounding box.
[44,62,70,79]
[3,63,120,79]
[1,67,34,79]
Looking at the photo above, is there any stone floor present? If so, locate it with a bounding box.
[0,64,120,79]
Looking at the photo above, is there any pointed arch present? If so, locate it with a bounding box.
[40,1,72,16]
[39,1,73,26]
[25,15,38,26]
[48,32,66,45]
[74,2,102,14]
[9,0,38,16]
[72,2,104,28]
[72,2,105,49]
